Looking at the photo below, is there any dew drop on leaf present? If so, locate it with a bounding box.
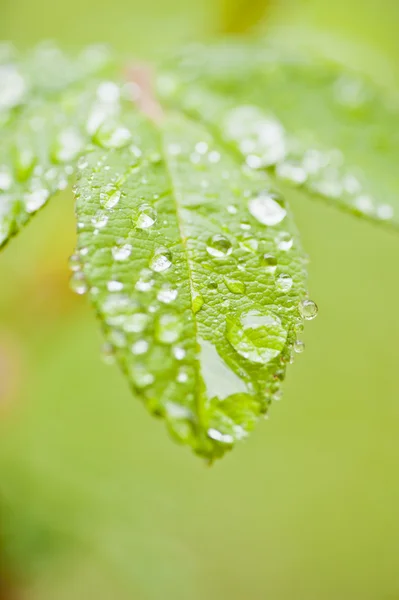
[112,243,132,262]
[226,310,287,365]
[25,188,49,213]
[248,191,286,226]
[156,313,182,344]
[276,273,293,293]
[276,232,293,251]
[294,340,305,354]
[224,277,246,294]
[150,247,172,272]
[263,254,278,273]
[206,234,233,258]
[135,204,157,229]
[299,299,318,320]
[131,340,149,355]
[70,271,88,295]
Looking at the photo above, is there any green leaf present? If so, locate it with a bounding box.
[158,40,399,229]
[74,108,311,460]
[0,43,118,248]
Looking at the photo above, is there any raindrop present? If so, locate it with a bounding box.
[70,271,88,295]
[276,273,293,293]
[91,211,108,229]
[68,253,81,272]
[124,313,149,333]
[25,189,49,213]
[263,254,277,273]
[294,340,305,354]
[135,204,157,229]
[276,159,307,185]
[248,191,286,226]
[54,128,83,163]
[376,204,393,221]
[135,269,154,292]
[156,313,182,344]
[130,364,154,389]
[100,341,116,365]
[131,340,149,355]
[276,232,293,251]
[112,243,132,261]
[206,234,233,258]
[173,346,186,360]
[224,277,246,295]
[150,247,172,272]
[208,428,234,444]
[102,188,121,209]
[299,299,318,320]
[0,166,12,191]
[227,205,237,214]
[192,291,204,314]
[226,309,287,365]
[107,280,124,292]
[177,367,189,383]
[157,285,178,304]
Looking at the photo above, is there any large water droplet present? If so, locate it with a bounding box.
[100,341,116,365]
[107,280,123,292]
[276,159,307,185]
[206,234,233,258]
[156,313,182,344]
[226,310,287,365]
[248,191,286,226]
[299,299,318,320]
[135,204,157,229]
[150,247,172,272]
[102,188,121,209]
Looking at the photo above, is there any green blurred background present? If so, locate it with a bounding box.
[1,0,399,598]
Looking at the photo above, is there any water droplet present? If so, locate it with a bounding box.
[77,156,88,170]
[157,285,178,304]
[208,150,221,163]
[276,232,293,251]
[95,125,131,149]
[130,364,154,389]
[227,205,237,214]
[276,273,293,293]
[224,277,246,294]
[206,234,233,258]
[150,247,172,272]
[100,341,116,365]
[192,291,204,314]
[239,238,258,252]
[54,128,83,163]
[226,310,287,365]
[263,254,277,273]
[91,211,108,229]
[299,299,318,320]
[173,346,186,360]
[70,271,88,295]
[294,340,305,354]
[208,428,234,444]
[131,340,149,355]
[248,191,286,226]
[135,204,157,229]
[376,204,393,220]
[354,195,374,215]
[112,243,132,261]
[124,313,149,333]
[0,166,12,191]
[25,188,49,213]
[97,81,120,103]
[107,280,123,292]
[102,188,121,209]
[135,269,154,292]
[276,160,307,185]
[68,253,81,272]
[177,367,189,383]
[195,141,208,154]
[156,313,182,344]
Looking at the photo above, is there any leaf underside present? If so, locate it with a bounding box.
[0,42,119,248]
[157,40,399,230]
[75,109,308,459]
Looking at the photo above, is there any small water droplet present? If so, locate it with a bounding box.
[157,285,178,304]
[195,141,208,154]
[131,340,149,355]
[177,367,189,383]
[25,188,49,213]
[124,313,149,333]
[224,277,246,294]
[299,299,318,320]
[263,254,277,273]
[95,125,132,149]
[130,364,154,388]
[276,232,293,251]
[294,340,305,354]
[227,205,237,215]
[112,243,132,261]
[100,341,116,365]
[206,234,233,258]
[107,280,124,292]
[103,188,121,209]
[135,204,157,229]
[70,271,88,295]
[156,313,182,344]
[208,150,221,163]
[276,273,293,293]
[0,166,12,191]
[54,128,83,163]
[77,156,88,170]
[208,428,234,444]
[91,211,108,229]
[276,160,307,185]
[173,346,186,360]
[68,253,81,272]
[248,191,286,226]
[135,269,154,292]
[150,247,172,272]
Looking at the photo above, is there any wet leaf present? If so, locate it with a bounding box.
[158,40,399,229]
[74,109,309,459]
[0,42,118,248]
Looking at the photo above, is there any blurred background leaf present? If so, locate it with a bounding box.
[0,0,399,599]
